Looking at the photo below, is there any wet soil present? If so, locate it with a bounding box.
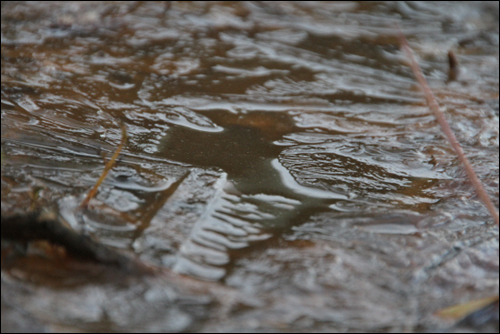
[1,1,499,332]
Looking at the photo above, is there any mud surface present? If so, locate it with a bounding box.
[1,1,499,332]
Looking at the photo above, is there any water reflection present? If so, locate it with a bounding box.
[158,110,349,279]
[155,105,446,279]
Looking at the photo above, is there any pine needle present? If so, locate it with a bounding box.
[435,295,499,320]
[79,124,128,209]
[398,30,499,225]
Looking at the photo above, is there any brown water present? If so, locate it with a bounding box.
[1,1,499,332]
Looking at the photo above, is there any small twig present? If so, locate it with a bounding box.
[79,124,128,209]
[398,30,499,225]
[447,50,460,82]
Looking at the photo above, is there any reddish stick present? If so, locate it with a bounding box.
[398,32,499,225]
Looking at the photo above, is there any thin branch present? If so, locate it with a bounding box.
[398,30,499,225]
[79,124,128,209]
